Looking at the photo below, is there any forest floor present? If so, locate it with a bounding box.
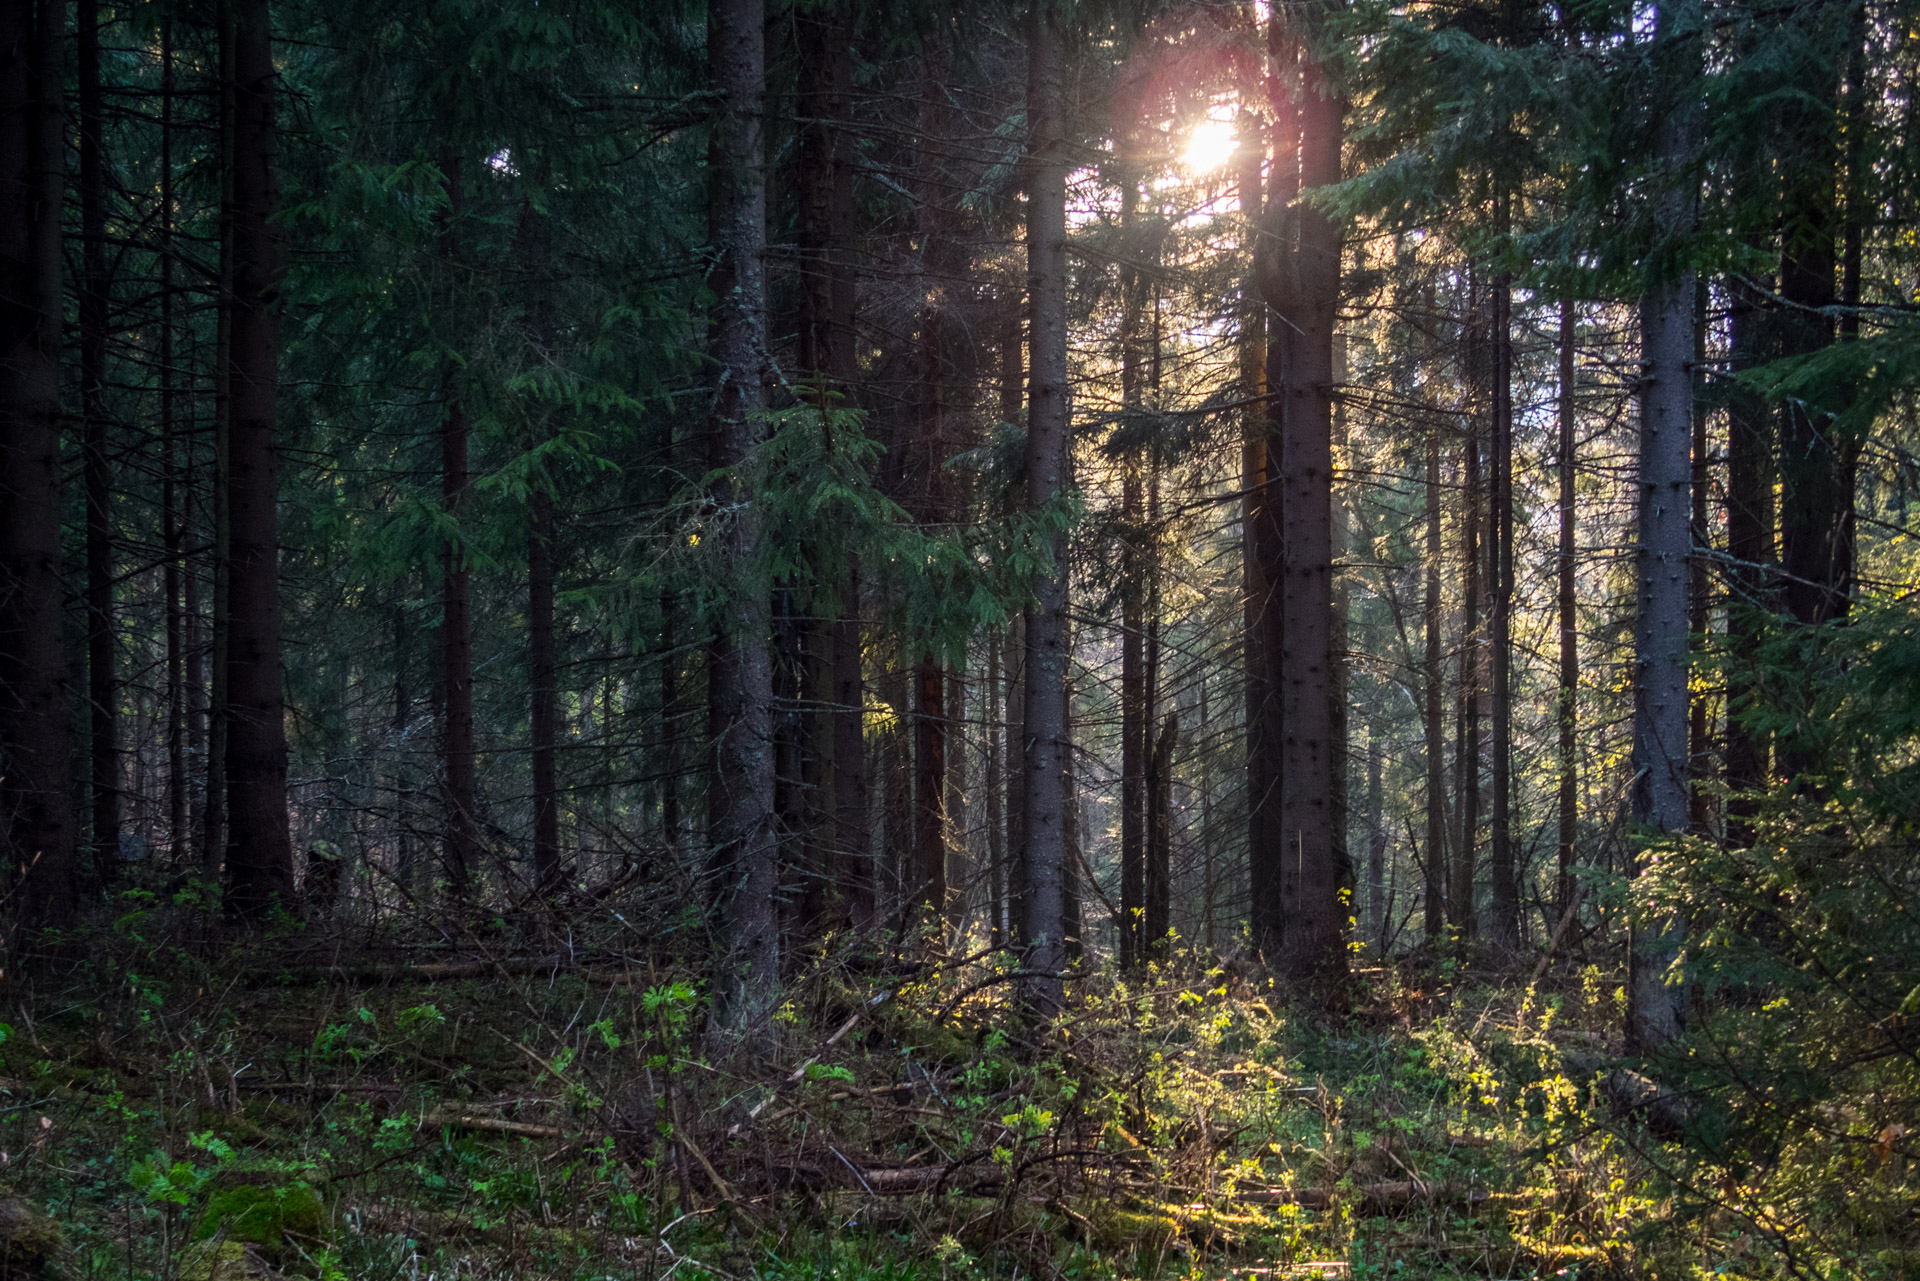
[0,904,1823,1281]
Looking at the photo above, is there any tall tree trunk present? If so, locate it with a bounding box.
[0,0,77,933]
[798,5,867,930]
[1776,13,1846,632]
[1018,0,1070,1015]
[1248,22,1295,962]
[160,19,189,865]
[1487,271,1518,948]
[1234,104,1269,953]
[1119,177,1146,969]
[1264,23,1346,982]
[1556,299,1580,917]
[438,150,477,900]
[1453,403,1481,940]
[1689,284,1713,836]
[223,0,295,917]
[80,0,120,888]
[1424,433,1446,940]
[913,656,947,914]
[706,0,778,1040]
[519,194,561,891]
[1627,0,1699,1053]
[206,10,234,883]
[1005,608,1026,942]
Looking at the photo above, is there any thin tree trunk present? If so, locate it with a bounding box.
[1556,299,1580,917]
[1018,0,1070,1015]
[1487,271,1517,948]
[986,628,1004,949]
[705,0,778,1041]
[1689,284,1713,837]
[518,190,561,891]
[0,0,77,933]
[1119,180,1146,969]
[161,19,189,865]
[1627,0,1699,1053]
[438,150,477,901]
[223,0,295,917]
[913,656,947,915]
[1367,736,1385,947]
[1454,399,1481,941]
[1248,21,1295,963]
[206,10,234,883]
[1146,712,1176,956]
[1424,434,1445,940]
[80,0,120,888]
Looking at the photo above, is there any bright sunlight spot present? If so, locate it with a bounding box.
[1181,117,1237,174]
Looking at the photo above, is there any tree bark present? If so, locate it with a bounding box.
[438,151,477,901]
[1248,21,1294,963]
[1119,177,1147,969]
[518,193,561,891]
[1367,735,1385,946]
[1146,712,1176,955]
[223,0,295,918]
[1018,0,1070,1016]
[161,18,189,865]
[0,0,77,933]
[80,0,119,888]
[1487,271,1518,949]
[1454,378,1481,941]
[1424,433,1446,940]
[1263,21,1346,983]
[986,628,1004,949]
[1556,299,1580,918]
[706,0,778,1041]
[1627,0,1699,1053]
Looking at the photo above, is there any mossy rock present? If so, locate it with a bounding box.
[0,1198,64,1279]
[179,1240,278,1281]
[193,1182,326,1262]
[1084,1205,1179,1254]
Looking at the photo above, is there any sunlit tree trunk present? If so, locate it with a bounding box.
[1119,176,1146,969]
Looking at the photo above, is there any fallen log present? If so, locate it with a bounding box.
[424,1107,567,1140]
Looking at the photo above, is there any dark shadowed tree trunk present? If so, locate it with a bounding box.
[1627,0,1699,1053]
[438,150,477,900]
[1424,433,1445,939]
[0,0,77,933]
[1264,19,1346,983]
[80,0,119,888]
[1723,272,1771,848]
[162,20,189,863]
[518,192,561,891]
[706,0,779,1041]
[1454,399,1480,941]
[1249,20,1295,963]
[798,4,868,931]
[1367,736,1385,945]
[1018,0,1070,1016]
[223,0,295,918]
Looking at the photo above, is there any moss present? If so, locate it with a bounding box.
[1084,1205,1180,1254]
[0,1198,63,1279]
[193,1181,326,1262]
[178,1240,267,1281]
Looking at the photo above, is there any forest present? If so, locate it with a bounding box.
[1,0,1917,1275]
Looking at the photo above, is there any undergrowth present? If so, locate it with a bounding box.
[0,900,1905,1280]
